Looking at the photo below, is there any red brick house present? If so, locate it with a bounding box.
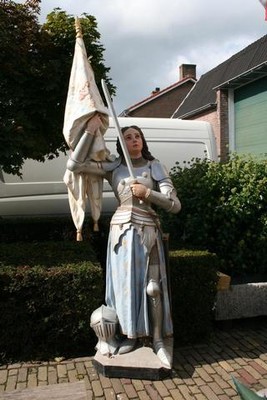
[119,64,197,118]
[173,35,267,161]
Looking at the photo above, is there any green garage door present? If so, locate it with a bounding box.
[235,76,267,157]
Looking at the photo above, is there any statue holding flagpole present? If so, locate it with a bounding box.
[63,17,111,241]
[63,18,181,373]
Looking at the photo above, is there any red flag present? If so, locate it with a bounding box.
[259,0,267,20]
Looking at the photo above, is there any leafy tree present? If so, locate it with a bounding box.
[0,0,42,175]
[0,2,115,176]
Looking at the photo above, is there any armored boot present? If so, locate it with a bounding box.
[147,276,172,369]
[118,338,137,354]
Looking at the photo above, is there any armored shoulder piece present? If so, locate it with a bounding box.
[150,160,170,182]
[146,160,181,214]
[102,156,122,172]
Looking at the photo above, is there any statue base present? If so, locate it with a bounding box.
[93,338,173,380]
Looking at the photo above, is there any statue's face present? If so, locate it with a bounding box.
[123,128,143,159]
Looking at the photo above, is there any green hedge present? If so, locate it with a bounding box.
[0,241,98,267]
[0,216,110,243]
[170,249,218,346]
[0,216,110,269]
[0,242,104,363]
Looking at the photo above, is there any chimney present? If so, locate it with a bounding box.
[151,87,160,95]
[179,64,196,80]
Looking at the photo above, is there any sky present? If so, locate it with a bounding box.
[38,0,267,114]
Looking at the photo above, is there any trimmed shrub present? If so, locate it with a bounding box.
[169,249,218,346]
[0,242,104,363]
[0,216,76,243]
[0,241,98,267]
[0,216,110,244]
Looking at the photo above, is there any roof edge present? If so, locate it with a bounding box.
[176,103,217,119]
[122,77,197,115]
[213,61,267,90]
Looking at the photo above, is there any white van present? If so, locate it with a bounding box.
[0,117,218,217]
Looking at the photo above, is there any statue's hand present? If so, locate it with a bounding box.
[85,113,103,135]
[130,183,148,200]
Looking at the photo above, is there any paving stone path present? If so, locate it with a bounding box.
[0,319,267,399]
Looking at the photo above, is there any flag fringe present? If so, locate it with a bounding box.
[76,230,83,241]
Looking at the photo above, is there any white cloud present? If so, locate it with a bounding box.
[36,0,267,112]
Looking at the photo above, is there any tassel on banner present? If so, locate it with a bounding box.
[93,221,99,232]
[76,230,83,241]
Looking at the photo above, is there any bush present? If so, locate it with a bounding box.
[0,216,75,242]
[0,242,104,363]
[0,216,110,243]
[0,215,111,270]
[169,249,218,345]
[160,155,267,276]
[0,241,98,267]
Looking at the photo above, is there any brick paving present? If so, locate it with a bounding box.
[0,318,267,399]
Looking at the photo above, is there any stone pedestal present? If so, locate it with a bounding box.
[93,339,173,380]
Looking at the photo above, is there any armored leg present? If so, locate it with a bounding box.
[146,273,162,342]
[147,247,172,368]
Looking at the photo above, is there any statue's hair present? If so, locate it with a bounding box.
[116,126,155,161]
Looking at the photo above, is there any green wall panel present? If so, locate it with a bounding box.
[235,77,267,157]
